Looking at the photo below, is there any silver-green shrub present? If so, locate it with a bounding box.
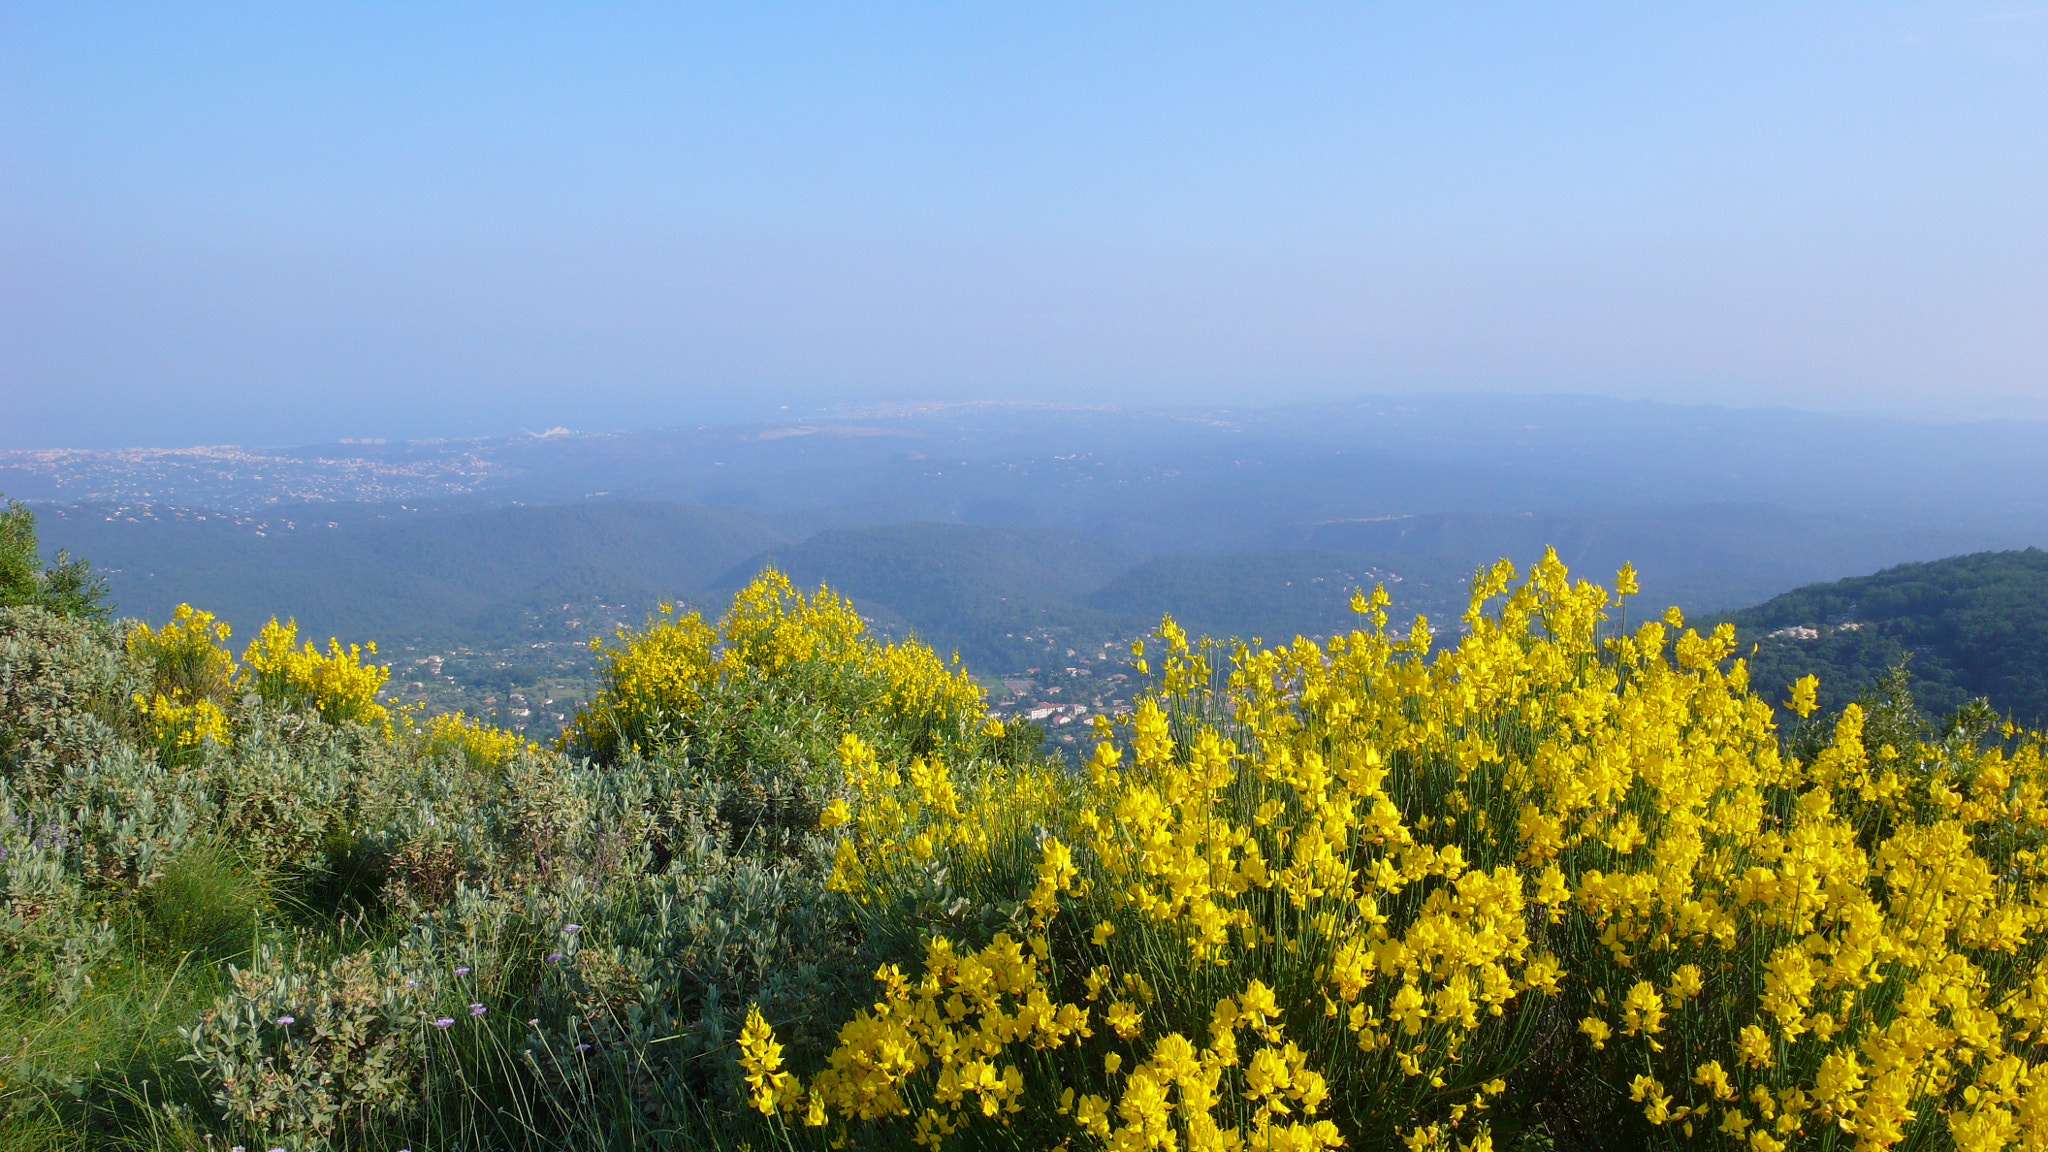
[182,943,433,1146]
[0,606,140,796]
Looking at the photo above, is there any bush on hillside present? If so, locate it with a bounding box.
[1,606,142,795]
[563,568,989,775]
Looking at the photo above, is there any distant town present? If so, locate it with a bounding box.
[0,440,505,513]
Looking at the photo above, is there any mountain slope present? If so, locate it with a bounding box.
[1308,504,1995,614]
[38,500,792,644]
[1710,548,2048,726]
[1084,550,1473,645]
[713,523,1146,668]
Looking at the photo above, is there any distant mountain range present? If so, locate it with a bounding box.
[10,396,2048,538]
[33,492,2034,666]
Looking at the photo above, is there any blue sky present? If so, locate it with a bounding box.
[5,3,2046,447]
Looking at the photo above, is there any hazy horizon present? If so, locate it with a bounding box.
[7,4,2048,448]
[5,390,2048,456]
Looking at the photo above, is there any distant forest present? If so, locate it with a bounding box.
[1707,547,2048,728]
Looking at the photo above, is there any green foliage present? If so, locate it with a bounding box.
[1712,546,2048,727]
[13,535,2048,1150]
[985,718,1050,766]
[1,607,142,796]
[0,581,986,1150]
[0,499,107,621]
[136,840,264,963]
[183,945,433,1145]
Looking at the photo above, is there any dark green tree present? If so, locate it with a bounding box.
[0,496,109,619]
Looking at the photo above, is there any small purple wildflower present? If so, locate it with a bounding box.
[576,1042,591,1051]
[275,1015,294,1026]
[546,951,564,963]
[526,1018,539,1027]
[562,923,580,934]
[454,966,470,975]
[469,1003,486,1017]
[433,1017,455,1029]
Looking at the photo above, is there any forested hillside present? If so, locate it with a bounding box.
[35,500,790,646]
[1708,547,2048,727]
[32,482,2027,738]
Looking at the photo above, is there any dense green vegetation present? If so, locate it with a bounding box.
[10,498,2048,1151]
[1,500,106,620]
[1707,548,2048,728]
[0,507,1024,1149]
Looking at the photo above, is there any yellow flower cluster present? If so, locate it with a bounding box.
[563,569,984,760]
[134,689,232,749]
[822,731,1072,906]
[238,616,390,729]
[126,603,236,697]
[126,603,237,750]
[739,921,1345,1151]
[751,549,2048,1150]
[125,604,397,749]
[417,710,537,770]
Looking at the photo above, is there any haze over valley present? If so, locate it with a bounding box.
[15,394,2045,744]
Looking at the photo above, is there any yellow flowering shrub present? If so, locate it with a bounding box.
[134,691,232,752]
[123,603,398,751]
[740,550,2048,1152]
[238,616,390,729]
[417,710,538,771]
[126,603,236,701]
[126,603,237,752]
[564,600,719,759]
[562,568,985,765]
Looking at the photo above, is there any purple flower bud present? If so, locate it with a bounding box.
[275,1015,294,1026]
[547,951,564,963]
[454,966,470,975]
[434,1017,455,1028]
[562,923,580,934]
[576,1042,591,1051]
[469,1003,486,1017]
